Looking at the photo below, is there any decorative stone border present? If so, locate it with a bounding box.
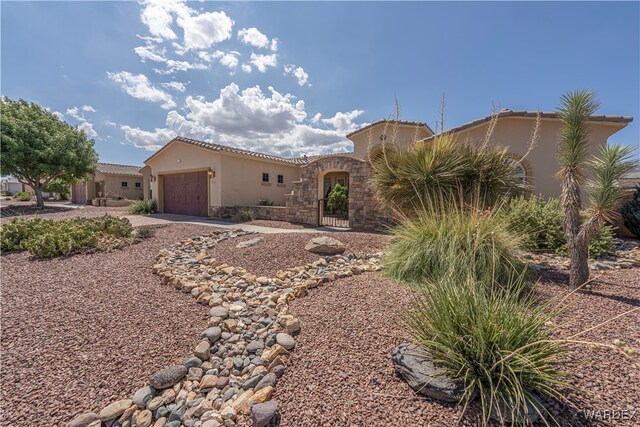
[68,229,382,427]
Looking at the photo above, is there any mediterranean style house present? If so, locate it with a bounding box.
[71,162,144,206]
[140,109,632,229]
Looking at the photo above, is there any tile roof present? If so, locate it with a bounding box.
[434,109,633,136]
[346,119,434,139]
[95,162,143,176]
[145,136,354,166]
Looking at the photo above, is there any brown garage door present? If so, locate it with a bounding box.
[162,171,208,217]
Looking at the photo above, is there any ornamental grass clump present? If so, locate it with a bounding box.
[232,207,256,222]
[128,199,157,214]
[407,270,569,426]
[384,201,526,289]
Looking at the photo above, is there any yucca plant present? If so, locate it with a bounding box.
[370,132,529,215]
[556,90,637,287]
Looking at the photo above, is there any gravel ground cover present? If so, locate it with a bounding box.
[274,270,640,427]
[244,219,309,230]
[0,224,217,427]
[207,232,390,276]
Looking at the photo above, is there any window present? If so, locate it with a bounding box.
[262,173,270,182]
[121,181,128,188]
[135,182,141,188]
[277,174,284,184]
[336,178,346,187]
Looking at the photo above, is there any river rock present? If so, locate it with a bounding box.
[98,399,133,421]
[391,343,464,403]
[304,236,345,254]
[251,400,279,427]
[150,365,187,389]
[236,237,262,248]
[66,413,100,427]
[275,333,295,350]
[132,386,155,408]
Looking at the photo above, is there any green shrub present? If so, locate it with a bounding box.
[136,225,155,239]
[232,207,256,222]
[503,196,616,258]
[0,215,133,257]
[384,208,526,289]
[408,271,567,425]
[326,183,348,215]
[127,199,157,215]
[621,184,640,238]
[14,192,31,201]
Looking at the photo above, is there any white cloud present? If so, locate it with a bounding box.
[270,38,279,52]
[134,45,166,62]
[199,50,239,71]
[284,64,309,86]
[161,81,188,92]
[322,110,365,133]
[52,111,64,120]
[119,83,365,157]
[139,0,190,40]
[107,71,176,109]
[219,52,239,70]
[154,59,208,74]
[105,120,117,126]
[241,64,252,73]
[63,106,98,138]
[78,121,98,138]
[65,107,81,120]
[237,27,269,49]
[311,113,322,123]
[250,53,277,73]
[177,11,234,50]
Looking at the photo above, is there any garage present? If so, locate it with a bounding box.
[162,171,208,216]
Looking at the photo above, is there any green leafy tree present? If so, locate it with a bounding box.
[327,183,348,215]
[621,184,640,238]
[43,178,72,200]
[556,90,636,287]
[0,97,97,208]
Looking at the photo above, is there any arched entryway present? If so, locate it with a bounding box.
[318,169,350,227]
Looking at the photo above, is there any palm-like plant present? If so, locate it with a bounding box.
[556,90,637,287]
[370,131,528,215]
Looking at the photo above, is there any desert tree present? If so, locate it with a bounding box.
[556,90,636,287]
[0,97,98,208]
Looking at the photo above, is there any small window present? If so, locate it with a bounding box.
[135,182,141,188]
[277,174,284,184]
[262,173,270,182]
[121,181,128,188]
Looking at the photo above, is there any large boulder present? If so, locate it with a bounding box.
[304,236,345,255]
[391,342,465,403]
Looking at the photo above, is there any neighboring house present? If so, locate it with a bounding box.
[1,178,24,195]
[141,110,632,229]
[71,163,144,205]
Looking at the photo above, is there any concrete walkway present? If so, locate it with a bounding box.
[122,213,349,234]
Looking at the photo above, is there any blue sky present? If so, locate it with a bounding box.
[2,1,638,165]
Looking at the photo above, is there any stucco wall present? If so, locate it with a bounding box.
[452,117,626,199]
[351,124,432,161]
[219,155,300,206]
[95,171,143,200]
[146,140,300,213]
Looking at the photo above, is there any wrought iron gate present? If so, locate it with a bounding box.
[318,197,349,228]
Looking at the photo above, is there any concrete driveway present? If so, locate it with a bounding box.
[122,213,348,234]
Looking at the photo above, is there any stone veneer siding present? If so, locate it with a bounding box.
[287,157,381,230]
